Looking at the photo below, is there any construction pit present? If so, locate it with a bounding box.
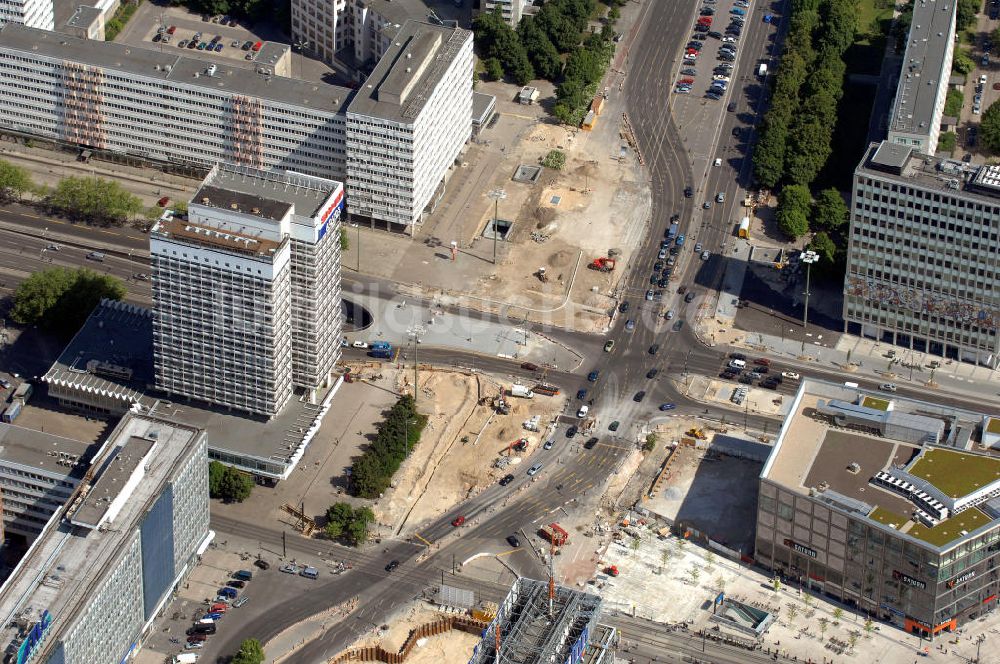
[374,367,567,537]
[335,602,481,664]
[468,121,652,333]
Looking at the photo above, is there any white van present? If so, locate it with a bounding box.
[728,359,746,370]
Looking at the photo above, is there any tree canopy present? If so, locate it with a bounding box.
[208,461,254,503]
[752,0,855,189]
[0,160,34,203]
[10,268,125,340]
[776,184,812,239]
[351,395,427,498]
[232,639,265,664]
[45,176,143,225]
[980,100,1000,152]
[811,188,848,231]
[324,503,373,545]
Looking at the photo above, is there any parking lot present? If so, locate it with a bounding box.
[112,3,341,82]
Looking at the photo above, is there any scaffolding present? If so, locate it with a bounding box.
[468,578,608,664]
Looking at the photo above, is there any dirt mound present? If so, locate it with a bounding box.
[533,206,557,226]
[547,250,574,268]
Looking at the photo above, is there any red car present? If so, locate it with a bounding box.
[452,516,466,527]
[157,196,170,207]
[698,16,712,24]
[685,48,698,54]
[754,358,771,366]
[678,78,695,85]
[166,25,176,34]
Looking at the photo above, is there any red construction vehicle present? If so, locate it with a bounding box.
[540,522,569,546]
[588,257,616,272]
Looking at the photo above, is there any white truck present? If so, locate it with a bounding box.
[757,63,768,77]
[509,384,535,398]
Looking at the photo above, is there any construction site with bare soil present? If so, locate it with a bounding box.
[373,366,567,537]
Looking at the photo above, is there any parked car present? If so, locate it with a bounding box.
[499,473,515,486]
[280,564,300,574]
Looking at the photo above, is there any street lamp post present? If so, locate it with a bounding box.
[799,250,819,352]
[407,325,425,410]
[350,222,360,272]
[487,188,506,265]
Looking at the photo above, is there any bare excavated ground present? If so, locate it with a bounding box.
[374,369,566,536]
[344,604,479,664]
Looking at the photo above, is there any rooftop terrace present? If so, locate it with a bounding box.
[764,380,1000,550]
[908,448,1000,499]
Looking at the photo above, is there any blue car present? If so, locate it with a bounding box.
[218,587,237,598]
[676,234,686,247]
[587,370,599,382]
[203,612,223,620]
[577,389,587,400]
[730,7,746,14]
[659,403,677,411]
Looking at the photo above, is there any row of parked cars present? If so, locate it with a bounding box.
[676,0,749,96]
[183,569,255,650]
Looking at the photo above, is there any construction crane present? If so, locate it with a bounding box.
[548,536,556,618]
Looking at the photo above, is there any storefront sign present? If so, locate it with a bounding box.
[947,570,976,589]
[893,570,926,589]
[983,594,997,604]
[880,603,905,617]
[783,538,817,559]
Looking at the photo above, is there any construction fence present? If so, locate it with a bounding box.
[330,615,488,664]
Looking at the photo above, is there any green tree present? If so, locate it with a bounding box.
[345,506,375,546]
[812,188,848,231]
[863,618,874,637]
[542,150,566,170]
[944,88,964,117]
[10,267,125,339]
[642,433,656,452]
[953,48,975,76]
[351,395,427,498]
[0,159,33,202]
[818,616,829,640]
[231,638,265,664]
[509,49,536,85]
[833,607,844,622]
[217,466,253,503]
[938,131,957,152]
[776,184,812,238]
[630,536,641,551]
[519,19,562,80]
[787,603,799,626]
[208,460,226,497]
[484,57,504,81]
[46,176,143,225]
[980,100,1000,151]
[808,231,837,266]
[688,566,701,585]
[957,0,979,29]
[753,118,789,189]
[324,501,354,539]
